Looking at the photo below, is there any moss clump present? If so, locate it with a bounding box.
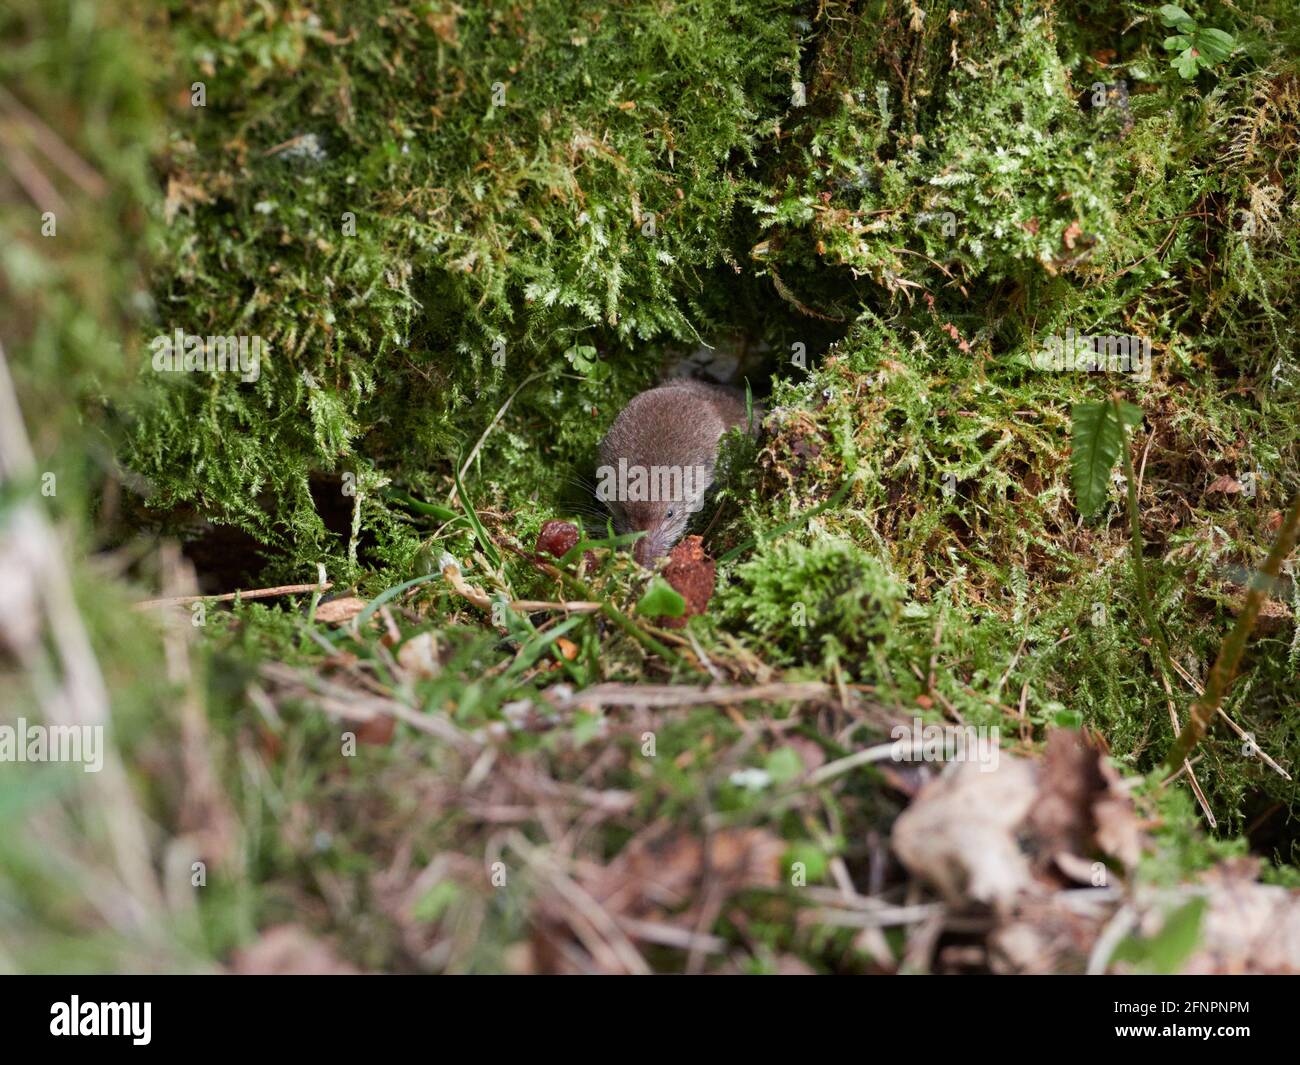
[717,535,904,672]
[122,0,803,566]
[755,3,1121,293]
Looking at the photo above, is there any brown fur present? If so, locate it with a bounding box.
[597,380,756,566]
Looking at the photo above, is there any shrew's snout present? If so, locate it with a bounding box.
[632,531,660,567]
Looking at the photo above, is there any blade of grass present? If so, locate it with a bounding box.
[559,529,643,564]
[342,572,440,640]
[386,488,463,524]
[451,451,502,570]
[1114,396,1177,686]
[501,615,589,680]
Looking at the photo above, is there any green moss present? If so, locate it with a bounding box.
[122,0,803,565]
[717,534,904,673]
[7,0,1300,974]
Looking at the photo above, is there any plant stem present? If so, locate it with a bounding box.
[1165,491,1300,769]
[1114,397,1177,690]
[509,545,694,670]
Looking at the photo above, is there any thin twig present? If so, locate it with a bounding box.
[133,580,332,609]
[0,132,68,214]
[0,83,108,195]
[547,681,839,710]
[507,833,651,975]
[440,553,600,614]
[1158,667,1216,827]
[1165,654,1290,780]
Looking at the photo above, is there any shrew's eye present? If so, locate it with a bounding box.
[666,508,675,518]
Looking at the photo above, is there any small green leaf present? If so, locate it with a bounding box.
[783,842,829,883]
[1159,4,1195,32]
[386,488,460,523]
[1054,708,1084,729]
[563,344,599,374]
[572,710,604,746]
[412,881,461,922]
[636,577,686,617]
[1112,897,1207,974]
[1162,33,1193,52]
[1172,47,1201,79]
[1195,28,1235,63]
[1069,400,1142,518]
[764,747,804,785]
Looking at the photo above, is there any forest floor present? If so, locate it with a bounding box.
[2,0,1299,974]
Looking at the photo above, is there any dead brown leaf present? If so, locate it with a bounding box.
[354,715,396,746]
[892,756,1039,907]
[1205,473,1243,496]
[229,925,361,974]
[583,827,784,925]
[658,535,715,629]
[1029,729,1107,872]
[893,730,1147,908]
[314,596,367,624]
[396,631,440,678]
[1178,859,1300,974]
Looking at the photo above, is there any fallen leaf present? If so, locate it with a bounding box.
[354,714,396,746]
[583,827,784,924]
[987,894,1108,974]
[230,925,361,974]
[1031,729,1146,872]
[892,756,1039,907]
[529,825,783,973]
[1205,474,1243,496]
[787,734,827,773]
[314,596,367,624]
[396,631,440,678]
[658,535,715,629]
[1028,729,1105,870]
[1094,794,1143,868]
[1179,859,1300,973]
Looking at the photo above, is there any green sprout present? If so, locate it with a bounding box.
[1159,4,1236,79]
